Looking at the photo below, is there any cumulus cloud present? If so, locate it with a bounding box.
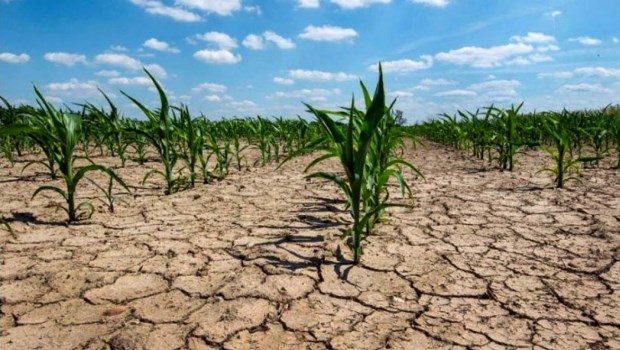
[192,32,238,49]
[299,25,358,42]
[273,77,295,85]
[263,31,295,49]
[43,52,88,66]
[289,69,356,81]
[0,52,30,64]
[193,49,241,64]
[560,83,611,93]
[128,0,201,22]
[204,95,222,102]
[272,88,341,99]
[242,34,264,50]
[329,0,391,9]
[548,10,561,18]
[436,89,477,97]
[574,67,620,78]
[191,82,228,93]
[435,43,533,68]
[143,38,180,53]
[242,31,294,50]
[95,53,142,70]
[419,78,457,86]
[47,78,98,92]
[368,56,433,73]
[510,32,555,44]
[537,71,574,79]
[569,36,602,46]
[95,70,121,77]
[298,0,319,8]
[175,0,242,16]
[410,0,449,8]
[108,76,153,85]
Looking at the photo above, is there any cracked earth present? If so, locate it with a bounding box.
[1,143,619,350]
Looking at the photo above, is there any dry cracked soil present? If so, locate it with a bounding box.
[0,143,619,350]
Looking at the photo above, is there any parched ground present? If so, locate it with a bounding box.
[0,143,619,350]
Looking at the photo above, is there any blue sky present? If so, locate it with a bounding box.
[1,0,619,122]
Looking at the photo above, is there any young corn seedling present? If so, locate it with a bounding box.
[87,175,130,213]
[22,89,130,222]
[538,112,582,188]
[613,111,620,168]
[123,68,181,195]
[174,105,203,187]
[287,65,393,264]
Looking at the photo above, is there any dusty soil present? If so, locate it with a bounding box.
[0,143,619,350]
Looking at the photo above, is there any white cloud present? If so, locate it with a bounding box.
[410,0,449,8]
[0,52,30,64]
[96,70,121,77]
[368,56,433,73]
[510,32,555,44]
[44,96,63,104]
[175,0,241,16]
[613,37,619,44]
[263,31,295,49]
[108,76,153,86]
[569,36,602,46]
[299,25,358,42]
[242,34,264,50]
[469,79,520,92]
[390,90,414,97]
[574,67,620,79]
[204,95,222,102]
[95,53,142,70]
[329,0,391,9]
[537,44,560,52]
[419,78,456,86]
[242,31,295,50]
[230,100,256,108]
[435,43,533,68]
[537,71,574,79]
[43,52,87,66]
[143,38,180,53]
[143,63,167,78]
[528,54,552,63]
[289,69,356,81]
[193,49,241,64]
[273,77,295,85]
[548,10,561,18]
[47,78,98,92]
[436,89,477,97]
[129,0,202,22]
[191,82,227,93]
[298,0,319,8]
[243,5,262,15]
[272,88,341,99]
[110,45,128,52]
[193,32,238,49]
[560,83,611,93]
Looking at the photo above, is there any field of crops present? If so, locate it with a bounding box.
[1,69,619,349]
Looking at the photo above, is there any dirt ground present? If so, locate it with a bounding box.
[0,143,619,350]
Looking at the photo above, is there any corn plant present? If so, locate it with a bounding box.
[538,112,582,188]
[87,175,130,213]
[250,117,273,166]
[123,69,181,195]
[85,89,129,167]
[289,65,399,264]
[174,105,203,187]
[17,89,130,222]
[613,111,620,168]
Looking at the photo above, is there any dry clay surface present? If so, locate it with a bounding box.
[1,143,619,350]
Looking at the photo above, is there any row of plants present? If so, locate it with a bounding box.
[412,104,620,188]
[0,69,322,226]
